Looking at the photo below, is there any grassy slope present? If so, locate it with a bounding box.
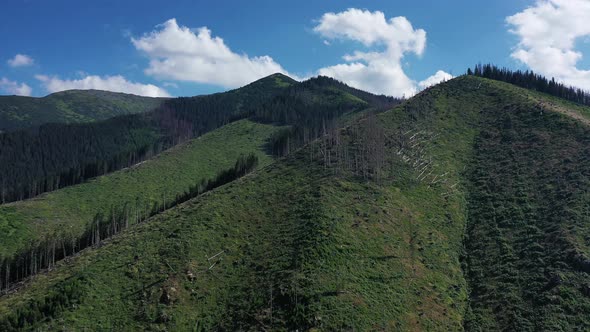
[0,76,484,331]
[0,90,165,131]
[0,119,284,260]
[476,78,590,126]
[2,76,590,331]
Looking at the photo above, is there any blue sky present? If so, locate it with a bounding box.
[1,0,590,98]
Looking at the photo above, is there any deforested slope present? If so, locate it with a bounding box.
[1,75,590,331]
[0,119,283,286]
[0,73,391,204]
[0,74,293,203]
[0,75,481,330]
[0,85,477,330]
[0,73,395,300]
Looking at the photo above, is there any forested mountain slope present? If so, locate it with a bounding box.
[0,119,283,271]
[0,74,292,203]
[1,75,590,331]
[0,90,166,132]
[0,74,392,309]
[0,73,395,204]
[0,76,478,330]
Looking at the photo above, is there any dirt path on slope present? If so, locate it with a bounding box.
[536,99,590,126]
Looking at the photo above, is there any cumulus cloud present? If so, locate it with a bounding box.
[35,74,170,97]
[0,78,32,96]
[314,9,426,54]
[507,0,590,89]
[7,54,34,67]
[132,18,291,88]
[418,70,454,89]
[313,8,449,97]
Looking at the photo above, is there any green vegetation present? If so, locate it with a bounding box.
[0,90,166,132]
[473,77,590,124]
[273,74,295,88]
[0,74,394,204]
[462,88,590,331]
[0,76,479,330]
[0,74,292,203]
[0,101,473,330]
[0,73,395,298]
[469,63,590,107]
[2,75,590,330]
[0,119,283,261]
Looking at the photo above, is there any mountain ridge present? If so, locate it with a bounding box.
[0,90,166,132]
[0,73,297,132]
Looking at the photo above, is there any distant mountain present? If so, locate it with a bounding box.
[0,90,167,132]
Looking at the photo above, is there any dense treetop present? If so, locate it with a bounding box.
[468,63,590,106]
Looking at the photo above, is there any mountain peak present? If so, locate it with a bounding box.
[254,73,298,87]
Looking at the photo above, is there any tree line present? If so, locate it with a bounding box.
[0,75,395,204]
[0,153,259,293]
[0,76,282,204]
[256,76,399,157]
[0,74,396,291]
[468,63,590,106]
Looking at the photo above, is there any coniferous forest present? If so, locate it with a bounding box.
[0,74,397,204]
[468,63,590,106]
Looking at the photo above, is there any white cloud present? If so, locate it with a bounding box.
[132,18,292,88]
[0,78,32,96]
[418,70,454,89]
[35,74,170,97]
[7,54,34,67]
[313,8,447,97]
[314,9,426,54]
[507,0,590,89]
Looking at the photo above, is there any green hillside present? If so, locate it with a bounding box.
[0,72,392,297]
[0,77,477,329]
[0,119,283,263]
[462,85,590,329]
[0,90,166,132]
[0,73,387,204]
[1,75,590,331]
